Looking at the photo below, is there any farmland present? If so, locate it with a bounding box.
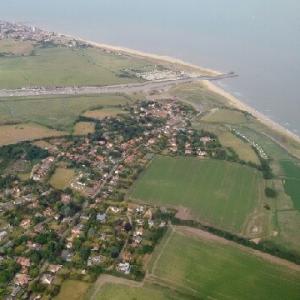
[74,122,95,135]
[0,45,150,89]
[49,167,76,190]
[0,94,131,131]
[280,160,300,210]
[147,227,300,300]
[129,156,268,235]
[0,123,65,146]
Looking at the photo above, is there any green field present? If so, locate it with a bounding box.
[49,167,76,190]
[54,280,90,300]
[82,107,126,120]
[129,156,267,234]
[0,94,131,131]
[147,228,300,300]
[0,45,150,88]
[280,160,300,210]
[202,108,249,124]
[95,283,192,300]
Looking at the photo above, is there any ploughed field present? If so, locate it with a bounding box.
[129,156,265,234]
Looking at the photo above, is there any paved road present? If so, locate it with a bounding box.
[0,73,236,98]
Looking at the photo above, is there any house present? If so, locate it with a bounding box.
[117,262,130,274]
[48,264,62,274]
[61,250,73,262]
[40,273,54,285]
[61,194,71,205]
[0,231,7,241]
[87,255,101,267]
[14,273,30,286]
[96,213,106,223]
[20,219,31,229]
[16,257,30,268]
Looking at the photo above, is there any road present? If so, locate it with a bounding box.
[0,73,236,98]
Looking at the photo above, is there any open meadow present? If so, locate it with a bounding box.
[0,94,131,131]
[0,45,150,88]
[0,123,65,146]
[129,156,268,235]
[201,108,250,124]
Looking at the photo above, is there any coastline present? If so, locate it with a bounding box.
[77,36,300,144]
[74,37,300,145]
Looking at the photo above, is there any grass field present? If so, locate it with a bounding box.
[202,108,249,124]
[74,122,95,135]
[49,167,76,190]
[146,228,300,300]
[82,107,126,120]
[129,156,267,234]
[0,123,65,146]
[0,45,151,88]
[0,94,131,131]
[54,280,90,300]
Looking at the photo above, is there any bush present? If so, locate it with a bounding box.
[265,187,277,198]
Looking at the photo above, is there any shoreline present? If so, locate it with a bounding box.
[75,36,299,144]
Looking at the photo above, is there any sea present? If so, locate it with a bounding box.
[1,0,300,135]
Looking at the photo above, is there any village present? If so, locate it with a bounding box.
[0,97,226,299]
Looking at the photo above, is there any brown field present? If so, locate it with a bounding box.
[82,107,126,120]
[0,38,34,56]
[0,123,66,146]
[73,122,96,135]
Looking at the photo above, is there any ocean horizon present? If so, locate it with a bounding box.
[1,0,299,136]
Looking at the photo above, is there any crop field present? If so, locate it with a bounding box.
[0,94,131,131]
[82,107,126,120]
[74,122,95,135]
[54,280,90,300]
[49,167,76,190]
[146,228,300,300]
[202,108,249,124]
[0,123,65,146]
[0,45,151,88]
[129,156,266,234]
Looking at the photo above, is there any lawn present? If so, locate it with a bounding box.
[129,156,266,234]
[202,108,249,124]
[0,45,150,88]
[49,167,76,190]
[0,94,131,131]
[0,123,65,146]
[54,280,90,300]
[82,107,126,120]
[74,122,95,135]
[147,228,300,300]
